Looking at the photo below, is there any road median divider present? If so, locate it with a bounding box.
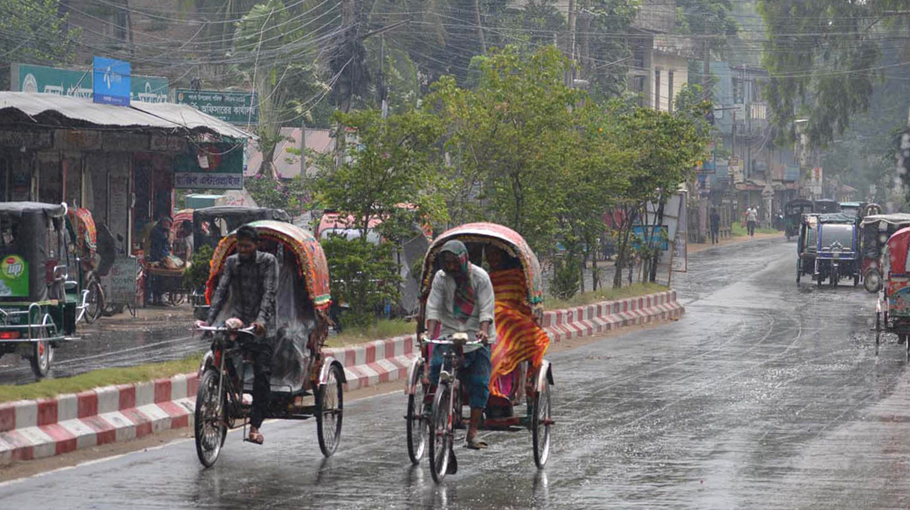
[0,289,683,464]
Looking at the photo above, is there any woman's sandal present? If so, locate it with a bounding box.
[465,436,488,450]
[245,431,264,445]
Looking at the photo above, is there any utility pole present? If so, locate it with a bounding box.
[566,0,577,87]
[703,38,710,101]
[473,0,486,55]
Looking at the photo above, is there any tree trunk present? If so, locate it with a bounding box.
[649,200,665,283]
[473,0,486,55]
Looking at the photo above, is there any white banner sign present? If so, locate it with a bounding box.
[175,173,243,190]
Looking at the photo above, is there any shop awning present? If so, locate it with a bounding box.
[0,92,253,139]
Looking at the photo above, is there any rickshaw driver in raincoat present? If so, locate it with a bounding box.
[425,240,496,450]
[196,226,278,445]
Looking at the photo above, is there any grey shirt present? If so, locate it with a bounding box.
[426,266,496,352]
[207,251,279,336]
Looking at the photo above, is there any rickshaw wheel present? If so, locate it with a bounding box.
[532,376,552,469]
[85,280,104,324]
[406,362,428,465]
[428,382,452,483]
[316,364,344,457]
[29,329,53,379]
[194,370,226,468]
[864,270,882,293]
[168,291,186,306]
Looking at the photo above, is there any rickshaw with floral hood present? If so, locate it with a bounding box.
[192,220,345,467]
[404,222,554,482]
[65,207,105,323]
[873,226,910,358]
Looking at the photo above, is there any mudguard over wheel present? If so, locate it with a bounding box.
[316,364,344,457]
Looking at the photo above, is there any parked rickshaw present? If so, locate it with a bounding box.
[797,214,819,283]
[814,199,841,214]
[815,220,860,287]
[193,220,343,467]
[840,201,866,219]
[405,223,554,482]
[784,199,814,241]
[65,208,104,323]
[193,206,291,251]
[0,203,80,378]
[859,213,910,293]
[874,227,910,357]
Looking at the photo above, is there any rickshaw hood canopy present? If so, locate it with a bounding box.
[206,220,331,310]
[887,227,910,276]
[423,223,544,307]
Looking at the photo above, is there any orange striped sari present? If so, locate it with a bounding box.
[489,268,550,398]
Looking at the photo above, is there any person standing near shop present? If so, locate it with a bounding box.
[148,215,172,305]
[710,208,721,244]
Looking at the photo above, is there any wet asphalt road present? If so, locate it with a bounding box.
[4,236,910,509]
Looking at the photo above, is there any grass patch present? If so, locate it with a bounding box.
[327,318,414,347]
[731,223,778,237]
[545,282,668,310]
[0,354,203,404]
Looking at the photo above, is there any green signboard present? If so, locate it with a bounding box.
[0,255,28,298]
[174,143,244,190]
[11,63,169,103]
[174,89,258,125]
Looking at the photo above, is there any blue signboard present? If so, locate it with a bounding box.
[92,57,131,106]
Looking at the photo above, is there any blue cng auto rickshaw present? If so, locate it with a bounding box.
[815,218,861,287]
[785,199,814,241]
[0,202,80,378]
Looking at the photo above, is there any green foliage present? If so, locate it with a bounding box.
[757,0,899,146]
[0,0,80,87]
[244,173,308,215]
[321,236,401,328]
[550,255,581,301]
[313,107,448,239]
[184,244,215,293]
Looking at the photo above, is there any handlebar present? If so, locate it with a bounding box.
[422,333,484,347]
[195,325,256,334]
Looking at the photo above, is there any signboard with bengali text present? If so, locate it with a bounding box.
[11,63,168,103]
[174,89,258,125]
[102,258,138,305]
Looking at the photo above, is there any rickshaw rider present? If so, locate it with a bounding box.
[196,225,279,445]
[425,240,496,450]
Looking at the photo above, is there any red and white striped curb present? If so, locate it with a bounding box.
[0,290,682,464]
[0,374,199,463]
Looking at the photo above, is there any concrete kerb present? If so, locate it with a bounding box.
[0,290,683,464]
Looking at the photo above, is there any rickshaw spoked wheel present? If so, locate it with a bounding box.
[85,280,104,324]
[406,360,429,465]
[428,382,453,483]
[316,364,344,457]
[167,291,185,306]
[29,327,53,379]
[532,375,552,469]
[194,370,227,468]
[864,270,882,294]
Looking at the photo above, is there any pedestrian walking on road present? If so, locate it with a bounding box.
[710,208,720,244]
[746,207,758,237]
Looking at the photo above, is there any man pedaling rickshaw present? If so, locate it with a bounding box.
[424,240,496,450]
[196,225,278,445]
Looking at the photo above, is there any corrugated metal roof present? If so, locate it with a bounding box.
[0,92,253,139]
[0,92,176,129]
[133,101,252,140]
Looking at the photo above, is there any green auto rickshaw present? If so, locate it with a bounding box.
[0,202,80,378]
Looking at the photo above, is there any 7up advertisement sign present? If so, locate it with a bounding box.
[0,255,28,297]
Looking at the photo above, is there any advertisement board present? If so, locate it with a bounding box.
[173,143,244,190]
[93,57,131,106]
[0,255,28,297]
[174,89,258,125]
[102,258,138,306]
[11,63,168,103]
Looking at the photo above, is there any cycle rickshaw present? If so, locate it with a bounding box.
[784,198,813,242]
[65,207,104,323]
[0,202,81,378]
[193,220,345,467]
[859,212,910,293]
[873,226,910,357]
[404,222,554,482]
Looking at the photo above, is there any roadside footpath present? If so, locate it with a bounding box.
[688,231,782,255]
[0,290,682,467]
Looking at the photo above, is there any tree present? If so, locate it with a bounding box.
[758,0,903,146]
[0,0,80,88]
[676,0,738,99]
[607,97,710,287]
[313,107,447,240]
[430,45,583,253]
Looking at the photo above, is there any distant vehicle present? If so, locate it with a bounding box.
[813,199,841,214]
[193,206,291,251]
[797,213,856,284]
[784,199,814,241]
[815,221,860,287]
[839,202,866,219]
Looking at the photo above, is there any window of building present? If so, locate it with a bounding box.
[655,70,661,110]
[668,71,674,112]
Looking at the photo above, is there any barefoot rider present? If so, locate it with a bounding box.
[426,240,496,450]
[197,225,278,445]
